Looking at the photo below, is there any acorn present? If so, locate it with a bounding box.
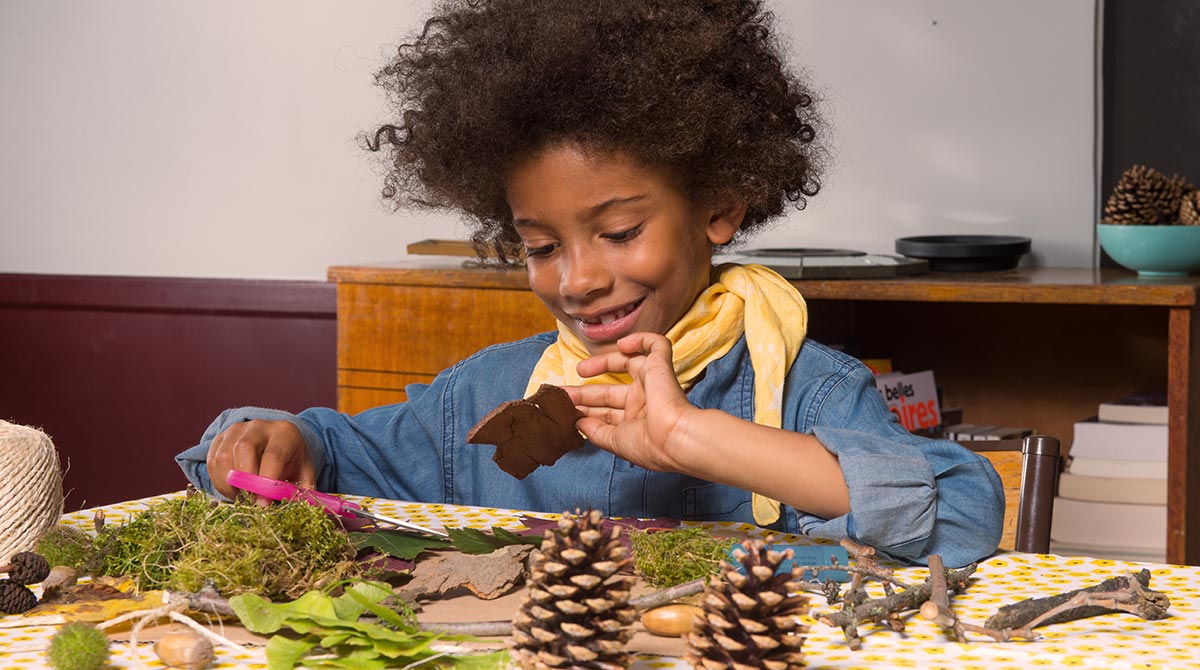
[1,551,51,585]
[154,631,215,670]
[642,603,703,637]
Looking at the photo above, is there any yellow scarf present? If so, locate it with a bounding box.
[525,263,807,525]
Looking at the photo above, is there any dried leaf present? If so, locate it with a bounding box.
[397,545,532,601]
[26,589,168,623]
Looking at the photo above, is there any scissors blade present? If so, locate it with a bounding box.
[348,508,449,538]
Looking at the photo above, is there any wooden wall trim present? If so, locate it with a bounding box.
[0,273,335,315]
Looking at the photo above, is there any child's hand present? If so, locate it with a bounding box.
[206,420,316,501]
[565,332,697,472]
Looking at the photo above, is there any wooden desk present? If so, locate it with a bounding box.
[327,262,1200,566]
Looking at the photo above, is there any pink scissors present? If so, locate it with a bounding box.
[226,469,448,538]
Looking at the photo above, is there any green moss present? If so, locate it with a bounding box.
[630,527,737,589]
[91,491,357,599]
[46,622,109,670]
[35,526,95,572]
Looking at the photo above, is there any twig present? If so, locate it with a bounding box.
[984,569,1170,631]
[840,538,900,585]
[170,584,238,617]
[627,578,706,610]
[820,563,977,649]
[918,555,965,642]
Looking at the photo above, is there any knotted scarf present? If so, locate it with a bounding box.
[525,263,808,525]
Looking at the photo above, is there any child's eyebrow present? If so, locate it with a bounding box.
[582,194,646,218]
[512,194,648,228]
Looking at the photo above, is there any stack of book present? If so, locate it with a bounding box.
[1049,393,1168,562]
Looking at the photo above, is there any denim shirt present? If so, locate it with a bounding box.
[177,333,1004,567]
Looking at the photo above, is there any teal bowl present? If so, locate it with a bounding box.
[1097,224,1200,276]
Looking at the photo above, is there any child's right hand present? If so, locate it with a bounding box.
[206,419,316,501]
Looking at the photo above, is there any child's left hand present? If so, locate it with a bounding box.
[564,332,697,472]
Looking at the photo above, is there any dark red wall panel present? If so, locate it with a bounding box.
[0,274,336,511]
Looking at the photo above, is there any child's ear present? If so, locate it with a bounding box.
[706,200,747,245]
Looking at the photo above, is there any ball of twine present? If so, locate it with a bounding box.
[0,420,65,559]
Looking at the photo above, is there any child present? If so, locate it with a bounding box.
[177,0,1004,567]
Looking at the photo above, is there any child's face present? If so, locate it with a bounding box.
[507,144,742,355]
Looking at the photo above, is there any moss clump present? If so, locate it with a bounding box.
[91,491,357,600]
[35,526,96,572]
[47,622,110,670]
[630,527,737,589]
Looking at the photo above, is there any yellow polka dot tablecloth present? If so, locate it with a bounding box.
[2,492,1198,669]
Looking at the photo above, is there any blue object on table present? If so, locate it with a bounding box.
[726,544,850,583]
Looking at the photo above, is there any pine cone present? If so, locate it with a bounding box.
[0,579,38,614]
[511,509,636,670]
[1181,191,1200,226]
[685,538,809,670]
[1102,164,1195,225]
[2,551,51,585]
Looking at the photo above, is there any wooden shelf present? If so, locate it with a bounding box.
[329,262,1200,565]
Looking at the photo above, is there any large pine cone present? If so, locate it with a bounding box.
[1102,164,1194,225]
[511,509,636,670]
[685,539,809,670]
[1181,191,1200,226]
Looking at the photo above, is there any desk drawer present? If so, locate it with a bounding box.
[337,283,555,376]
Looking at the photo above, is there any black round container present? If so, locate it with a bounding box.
[895,235,1031,272]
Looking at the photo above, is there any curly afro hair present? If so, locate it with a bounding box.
[369,0,823,257]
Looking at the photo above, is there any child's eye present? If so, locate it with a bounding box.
[524,242,557,257]
[604,224,644,243]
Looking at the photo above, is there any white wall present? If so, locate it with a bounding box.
[0,0,1096,280]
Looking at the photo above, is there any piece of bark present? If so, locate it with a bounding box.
[467,384,585,479]
[397,544,533,601]
[984,568,1170,630]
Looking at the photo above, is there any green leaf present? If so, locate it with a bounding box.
[309,651,391,670]
[332,580,395,621]
[246,579,502,670]
[351,530,450,559]
[446,526,538,554]
[233,590,342,634]
[491,526,543,549]
[265,635,317,670]
[342,586,415,631]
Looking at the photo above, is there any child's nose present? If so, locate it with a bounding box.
[559,250,613,298]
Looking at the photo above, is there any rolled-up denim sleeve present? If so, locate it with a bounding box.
[786,358,1005,567]
[794,427,1003,567]
[174,406,327,500]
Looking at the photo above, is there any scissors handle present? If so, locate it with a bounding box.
[226,469,361,519]
[226,470,447,537]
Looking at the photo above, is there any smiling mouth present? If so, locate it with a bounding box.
[576,299,643,326]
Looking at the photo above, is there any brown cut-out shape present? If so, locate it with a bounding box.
[467,384,585,479]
